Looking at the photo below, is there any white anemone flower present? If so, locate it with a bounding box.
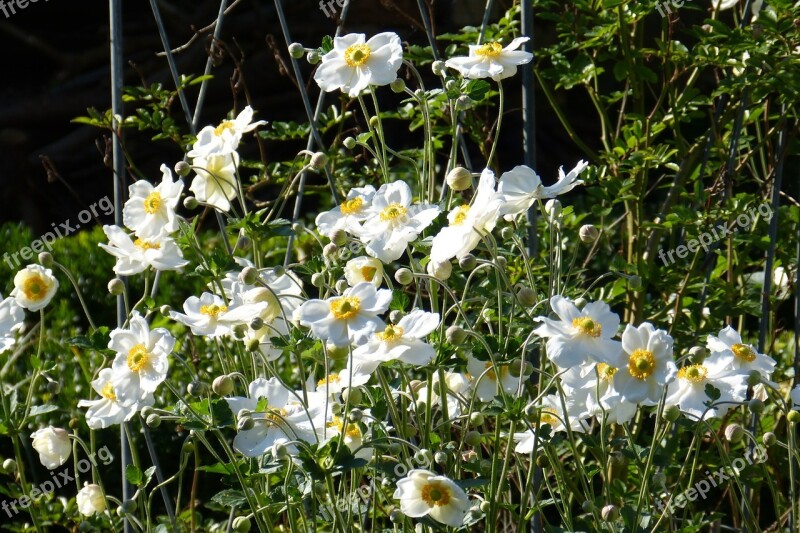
[322,410,373,460]
[11,264,59,312]
[315,186,376,238]
[314,32,404,97]
[187,105,266,159]
[99,225,189,275]
[122,164,184,239]
[467,354,523,402]
[393,469,470,527]
[790,384,800,409]
[706,325,776,380]
[297,282,392,347]
[412,371,471,418]
[498,161,588,219]
[78,368,152,429]
[430,168,503,263]
[313,370,370,397]
[445,37,533,81]
[30,426,71,469]
[514,394,589,454]
[169,292,267,338]
[344,256,384,287]
[533,295,622,368]
[189,152,240,212]
[351,310,440,375]
[664,358,748,420]
[612,323,677,405]
[0,295,25,352]
[108,312,174,403]
[358,180,440,263]
[76,483,106,516]
[560,363,638,425]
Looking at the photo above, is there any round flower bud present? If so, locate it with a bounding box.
[579,224,599,243]
[237,409,251,419]
[240,267,258,285]
[335,279,348,293]
[311,273,326,288]
[601,504,618,520]
[330,229,348,247]
[763,432,777,447]
[246,338,260,352]
[369,116,380,129]
[183,196,199,210]
[516,287,537,307]
[3,458,17,473]
[390,78,406,93]
[187,381,209,397]
[628,275,642,289]
[348,409,363,423]
[212,375,234,396]
[480,501,491,513]
[395,268,414,286]
[427,259,452,280]
[159,305,171,316]
[545,199,561,218]
[388,442,402,455]
[574,297,587,309]
[233,516,252,532]
[470,412,484,426]
[788,410,800,424]
[509,360,534,378]
[237,416,254,431]
[581,501,595,513]
[389,509,403,523]
[724,424,745,443]
[181,441,195,455]
[500,226,514,240]
[146,414,161,428]
[494,256,507,269]
[446,325,467,344]
[108,278,124,296]
[445,79,458,92]
[120,499,137,514]
[414,88,425,98]
[480,459,492,474]
[663,405,681,422]
[748,398,765,414]
[432,60,446,76]
[306,51,320,64]
[310,152,327,169]
[46,381,61,394]
[249,317,264,331]
[459,254,477,271]
[434,451,448,465]
[343,136,357,149]
[38,252,53,268]
[389,310,404,323]
[323,243,339,261]
[288,42,304,59]
[747,370,762,387]
[456,95,473,110]
[341,387,362,405]
[141,406,154,419]
[688,346,707,362]
[174,161,191,177]
[237,234,252,250]
[446,167,472,191]
[465,430,482,447]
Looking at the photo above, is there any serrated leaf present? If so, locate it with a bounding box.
[126,464,143,486]
[212,489,247,508]
[28,405,59,417]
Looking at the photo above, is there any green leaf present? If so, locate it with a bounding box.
[212,489,247,508]
[126,464,143,486]
[28,405,59,417]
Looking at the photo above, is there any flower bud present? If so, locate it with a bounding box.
[601,504,618,520]
[465,431,482,447]
[38,252,53,268]
[237,233,252,250]
[747,370,762,387]
[159,305,171,316]
[414,89,425,98]
[3,458,17,473]
[120,499,137,514]
[788,410,800,424]
[724,424,745,443]
[335,279,348,293]
[311,273,326,288]
[343,136,356,149]
[310,152,327,169]
[545,199,561,218]
[389,509,403,522]
[140,406,154,418]
[237,416,254,431]
[459,254,477,271]
[763,432,777,446]
[31,426,71,469]
[427,259,452,280]
[500,226,514,240]
[146,414,161,428]
[628,275,642,289]
[389,310,404,323]
[174,161,191,177]
[77,483,106,516]
[288,43,304,59]
[456,95,473,110]
[369,116,380,129]
[480,501,491,513]
[581,500,595,513]
[330,229,348,247]
[348,408,363,423]
[432,60,446,76]
[446,167,472,191]
[307,51,320,64]
[445,79,458,92]
[183,196,199,210]
[246,338,261,352]
[446,325,467,344]
[663,405,681,422]
[516,287,536,307]
[187,381,209,397]
[579,224,599,243]
[395,268,414,285]
[212,375,234,396]
[181,440,195,455]
[323,243,339,261]
[233,516,252,532]
[390,78,406,93]
[108,278,124,295]
[470,412,484,426]
[46,381,61,395]
[688,346,707,362]
[434,451,448,465]
[748,398,765,414]
[494,256,507,269]
[509,359,534,378]
[239,267,258,286]
[341,387,362,405]
[250,317,264,331]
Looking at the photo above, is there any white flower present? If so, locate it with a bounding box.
[315,186,376,238]
[358,181,440,263]
[412,371,470,418]
[78,368,152,429]
[169,292,267,338]
[314,32,404,97]
[344,256,384,287]
[498,161,588,219]
[706,325,776,380]
[393,469,470,527]
[189,152,240,212]
[745,265,792,300]
[0,295,25,352]
[122,164,184,239]
[790,385,800,409]
[430,168,503,263]
[187,105,265,159]
[664,358,748,420]
[467,354,523,402]
[30,427,71,470]
[351,310,439,375]
[99,225,189,275]
[314,371,370,396]
[297,282,392,347]
[612,323,677,405]
[445,37,532,81]
[514,394,590,454]
[712,0,740,10]
[11,264,59,312]
[533,295,622,368]
[560,363,638,424]
[322,411,373,460]
[108,312,174,403]
[76,483,106,516]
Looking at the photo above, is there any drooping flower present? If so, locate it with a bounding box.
[78,368,152,429]
[315,186,377,238]
[314,32,404,97]
[358,180,441,263]
[445,37,532,81]
[189,152,240,212]
[344,256,384,287]
[706,325,776,380]
[11,264,59,312]
[467,354,523,402]
[612,323,677,404]
[76,483,106,516]
[99,225,189,275]
[351,310,440,375]
[664,358,748,420]
[498,161,588,219]
[393,469,470,527]
[514,394,590,454]
[169,292,267,338]
[187,105,266,159]
[0,295,25,352]
[30,426,71,470]
[122,164,184,239]
[430,168,503,263]
[533,295,622,368]
[297,282,392,347]
[108,312,174,403]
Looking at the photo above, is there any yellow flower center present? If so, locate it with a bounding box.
[360,266,377,281]
[200,304,228,318]
[127,344,150,372]
[376,325,404,343]
[22,274,49,301]
[143,191,163,214]
[421,481,452,507]
[628,349,656,380]
[484,361,507,382]
[326,416,361,438]
[340,197,364,216]
[134,239,161,251]
[678,364,708,383]
[597,363,617,381]
[475,41,503,58]
[318,373,341,388]
[344,43,372,67]
[731,343,756,362]
[379,203,408,222]
[100,382,117,401]
[572,317,602,338]
[330,296,361,320]
[451,205,470,226]
[214,120,235,137]
[536,410,559,427]
[263,407,288,426]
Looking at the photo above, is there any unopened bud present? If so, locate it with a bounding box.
[628,275,642,289]
[174,161,191,177]
[390,78,406,93]
[237,416,254,431]
[788,410,800,424]
[341,387,362,405]
[494,256,507,269]
[456,95,473,110]
[747,371,762,386]
[469,412,484,426]
[212,375,234,396]
[183,196,199,210]
[688,346,707,362]
[395,268,414,285]
[517,287,536,307]
[348,409,363,423]
[509,359,534,378]
[725,424,745,443]
[579,224,599,243]
[330,229,347,247]
[389,310,404,323]
[108,278,124,295]
[233,516,252,532]
[38,252,53,268]
[459,254,477,270]
[240,266,258,285]
[763,432,777,446]
[445,79,458,92]
[288,43,304,59]
[446,325,467,344]
[3,458,17,473]
[250,317,264,330]
[246,338,260,352]
[427,259,452,280]
[233,324,247,339]
[120,499,137,514]
[311,273,325,288]
[343,137,356,149]
[500,226,514,240]
[446,167,472,191]
[146,414,161,428]
[46,381,61,394]
[465,431,482,447]
[310,152,327,169]
[307,51,320,64]
[663,405,681,422]
[432,61,446,76]
[748,398,765,414]
[187,381,208,397]
[434,451,448,465]
[601,504,618,520]
[545,199,561,218]
[159,305,171,315]
[323,243,339,261]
